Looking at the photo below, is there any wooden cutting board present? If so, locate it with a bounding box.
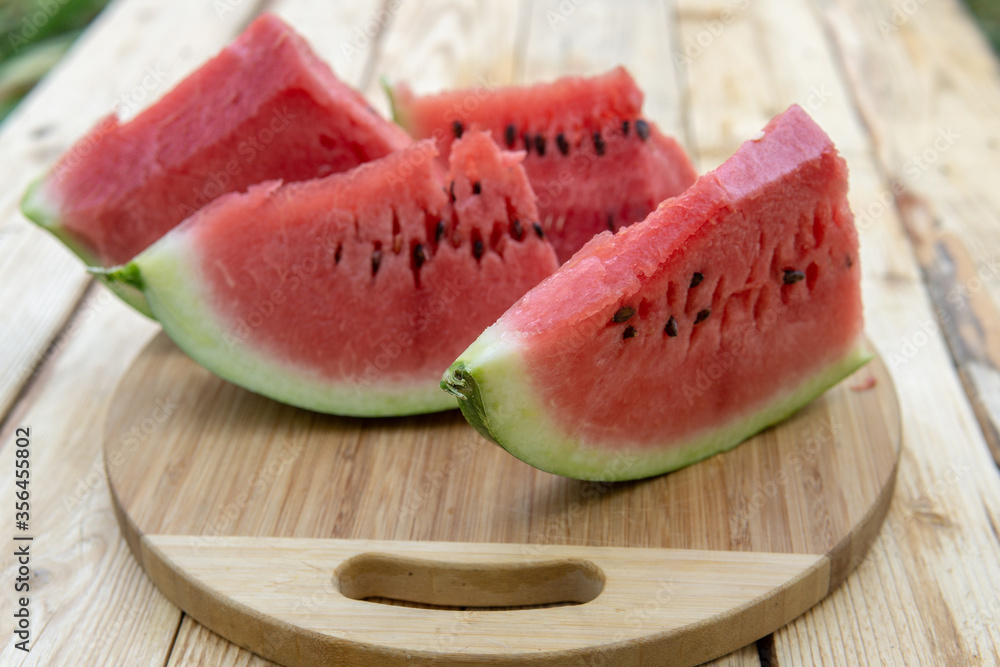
[105,333,900,666]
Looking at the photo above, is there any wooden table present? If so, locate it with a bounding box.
[2,0,999,664]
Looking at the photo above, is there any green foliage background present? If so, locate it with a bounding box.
[0,0,110,122]
[963,0,1000,55]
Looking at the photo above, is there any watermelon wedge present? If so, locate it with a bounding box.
[442,105,870,481]
[22,13,410,315]
[388,67,697,263]
[102,132,558,416]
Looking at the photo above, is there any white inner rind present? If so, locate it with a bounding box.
[137,233,459,417]
[456,326,873,481]
[22,176,156,318]
[21,176,103,264]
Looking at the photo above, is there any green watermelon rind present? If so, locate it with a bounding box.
[21,175,156,319]
[442,327,874,481]
[109,232,460,417]
[381,77,411,131]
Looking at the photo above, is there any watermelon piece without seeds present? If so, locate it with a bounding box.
[442,105,870,481]
[21,13,410,316]
[102,132,559,416]
[388,67,697,263]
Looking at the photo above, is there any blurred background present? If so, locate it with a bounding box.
[0,0,110,122]
[0,0,997,126]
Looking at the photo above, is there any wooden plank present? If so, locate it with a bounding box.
[167,616,278,667]
[94,3,896,663]
[704,645,763,667]
[521,0,688,141]
[517,3,750,662]
[0,1,281,665]
[0,286,169,665]
[268,0,388,93]
[362,0,527,115]
[0,0,263,420]
[4,0,997,664]
[675,0,1000,663]
[136,1,395,663]
[821,0,1000,467]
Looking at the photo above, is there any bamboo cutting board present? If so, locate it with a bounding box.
[104,333,900,666]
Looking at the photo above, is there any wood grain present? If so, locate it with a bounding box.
[168,616,278,667]
[2,0,999,665]
[363,0,526,116]
[0,287,167,666]
[675,0,1000,663]
[143,535,828,666]
[103,334,898,665]
[823,0,1000,468]
[0,2,387,666]
[108,335,898,553]
[0,0,263,418]
[520,0,688,140]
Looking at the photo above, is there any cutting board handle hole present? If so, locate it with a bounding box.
[335,553,605,610]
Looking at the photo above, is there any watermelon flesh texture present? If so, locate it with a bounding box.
[443,104,870,481]
[21,13,410,271]
[390,67,697,263]
[108,133,558,416]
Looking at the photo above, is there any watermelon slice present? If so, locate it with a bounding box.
[22,13,410,314]
[388,67,697,263]
[102,132,558,416]
[442,105,870,481]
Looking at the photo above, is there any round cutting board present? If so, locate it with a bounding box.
[105,333,900,666]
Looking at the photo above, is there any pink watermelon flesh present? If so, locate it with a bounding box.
[23,13,410,268]
[443,105,869,480]
[113,132,559,415]
[390,67,697,263]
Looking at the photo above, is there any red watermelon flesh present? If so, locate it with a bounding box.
[22,13,410,269]
[442,105,869,480]
[389,67,697,263]
[107,132,558,416]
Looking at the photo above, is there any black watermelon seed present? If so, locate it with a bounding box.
[512,219,524,240]
[523,132,532,154]
[664,316,678,337]
[435,220,446,243]
[505,124,516,148]
[623,326,637,339]
[556,133,569,155]
[451,120,463,139]
[413,244,426,269]
[783,269,806,285]
[371,249,382,275]
[622,120,630,136]
[473,239,484,260]
[534,134,546,156]
[334,244,343,264]
[635,119,650,141]
[472,181,481,195]
[690,272,704,288]
[846,255,854,268]
[593,132,606,155]
[613,306,636,323]
[449,180,456,202]
[533,222,544,238]
[695,309,711,324]
[607,214,615,232]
